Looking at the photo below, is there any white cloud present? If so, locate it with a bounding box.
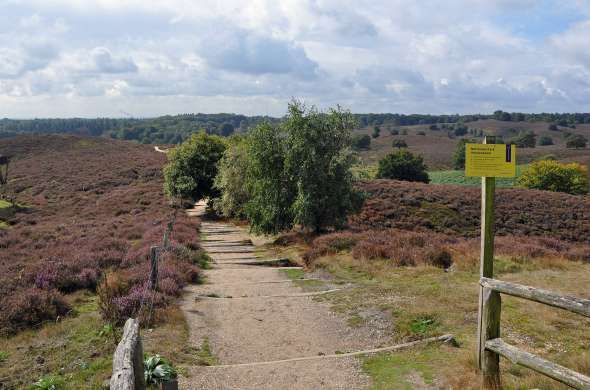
[0,0,589,116]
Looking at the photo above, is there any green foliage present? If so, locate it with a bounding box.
[372,126,381,139]
[392,139,407,148]
[452,139,473,169]
[144,354,177,387]
[29,375,66,390]
[566,134,587,149]
[453,124,468,136]
[163,131,226,201]
[243,122,294,234]
[0,351,7,362]
[517,160,589,195]
[284,101,362,232]
[377,150,429,183]
[244,101,361,233]
[213,135,251,218]
[351,134,371,150]
[510,131,536,148]
[537,135,553,146]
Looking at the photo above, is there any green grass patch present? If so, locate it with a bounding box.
[428,164,528,187]
[0,350,8,363]
[280,268,305,280]
[196,337,219,366]
[362,346,448,390]
[0,199,12,209]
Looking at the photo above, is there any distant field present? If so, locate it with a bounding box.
[428,164,528,187]
[355,119,590,169]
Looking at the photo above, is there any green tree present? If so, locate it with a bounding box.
[538,135,553,146]
[244,122,294,234]
[243,101,361,234]
[377,149,430,183]
[392,139,408,148]
[283,102,361,232]
[163,131,226,200]
[518,160,589,195]
[351,134,371,150]
[510,131,536,148]
[372,126,381,139]
[218,122,235,136]
[566,134,587,149]
[452,139,474,169]
[213,135,251,218]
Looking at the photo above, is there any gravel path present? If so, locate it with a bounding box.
[179,202,381,390]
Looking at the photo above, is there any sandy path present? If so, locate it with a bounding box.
[179,202,384,390]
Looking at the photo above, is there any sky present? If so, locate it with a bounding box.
[1,0,590,118]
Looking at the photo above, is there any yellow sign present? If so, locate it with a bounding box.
[465,144,516,177]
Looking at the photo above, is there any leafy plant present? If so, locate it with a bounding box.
[518,160,589,195]
[144,354,177,387]
[29,375,65,390]
[376,149,429,183]
[0,350,7,363]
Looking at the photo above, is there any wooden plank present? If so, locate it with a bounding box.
[486,338,590,390]
[110,318,146,390]
[480,287,501,389]
[477,135,497,370]
[480,277,590,318]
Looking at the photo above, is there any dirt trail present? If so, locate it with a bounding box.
[179,202,387,390]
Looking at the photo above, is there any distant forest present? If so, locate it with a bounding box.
[1,111,589,144]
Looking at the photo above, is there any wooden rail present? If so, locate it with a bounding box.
[480,277,590,318]
[486,338,590,389]
[479,278,590,389]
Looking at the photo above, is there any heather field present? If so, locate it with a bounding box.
[0,135,203,387]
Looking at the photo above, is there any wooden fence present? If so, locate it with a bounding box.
[110,318,146,390]
[478,277,590,389]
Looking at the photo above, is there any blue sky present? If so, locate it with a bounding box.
[1,0,589,117]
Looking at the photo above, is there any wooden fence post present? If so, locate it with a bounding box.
[481,286,502,389]
[149,246,159,291]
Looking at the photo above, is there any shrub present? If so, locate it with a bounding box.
[452,139,474,170]
[538,135,553,146]
[392,139,408,148]
[163,131,227,201]
[548,124,559,131]
[372,126,381,139]
[377,150,429,183]
[3,288,70,332]
[566,134,587,149]
[351,134,371,150]
[518,160,589,195]
[425,248,453,269]
[510,131,536,148]
[213,136,251,218]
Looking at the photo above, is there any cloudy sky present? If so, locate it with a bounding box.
[1,0,590,118]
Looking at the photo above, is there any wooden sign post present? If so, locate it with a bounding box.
[466,136,516,389]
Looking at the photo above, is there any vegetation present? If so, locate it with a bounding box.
[518,160,589,195]
[537,135,553,146]
[163,131,226,201]
[376,150,429,183]
[352,134,371,150]
[144,354,177,387]
[451,139,472,169]
[372,126,381,139]
[510,131,536,148]
[212,136,251,218]
[392,139,408,148]
[566,134,587,149]
[241,102,361,233]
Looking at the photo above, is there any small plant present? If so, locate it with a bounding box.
[29,375,65,390]
[144,354,177,387]
[410,316,437,334]
[0,350,8,363]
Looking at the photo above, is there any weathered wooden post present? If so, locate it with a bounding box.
[466,136,512,389]
[150,246,159,291]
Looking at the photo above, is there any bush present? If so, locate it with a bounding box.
[392,139,408,148]
[372,126,381,139]
[510,131,536,148]
[163,131,227,201]
[548,124,559,131]
[3,288,70,333]
[518,160,589,195]
[425,248,453,269]
[566,134,587,149]
[538,135,553,146]
[377,150,429,183]
[452,139,474,170]
[213,136,251,218]
[351,134,371,150]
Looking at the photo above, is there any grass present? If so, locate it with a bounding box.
[428,164,528,187]
[0,199,11,208]
[305,251,590,389]
[195,337,219,366]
